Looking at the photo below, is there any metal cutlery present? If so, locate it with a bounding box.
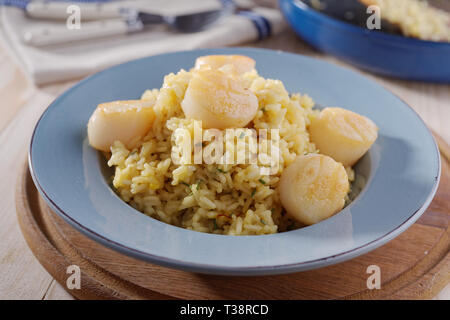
[22,4,232,47]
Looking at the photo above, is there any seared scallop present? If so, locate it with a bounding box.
[279,154,349,225]
[309,107,378,166]
[194,55,256,75]
[87,99,155,152]
[181,68,258,129]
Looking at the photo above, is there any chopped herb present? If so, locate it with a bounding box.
[259,178,266,184]
[217,168,227,174]
[130,150,137,155]
[260,219,267,225]
[251,188,256,197]
[196,179,203,190]
[239,132,245,139]
[261,107,266,112]
[213,219,218,230]
[181,181,190,187]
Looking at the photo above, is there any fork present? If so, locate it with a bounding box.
[23,6,232,47]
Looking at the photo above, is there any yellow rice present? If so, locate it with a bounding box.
[107,68,354,235]
[361,0,450,42]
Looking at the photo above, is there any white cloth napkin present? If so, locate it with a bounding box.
[0,0,286,85]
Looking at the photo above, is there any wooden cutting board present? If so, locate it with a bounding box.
[16,135,450,300]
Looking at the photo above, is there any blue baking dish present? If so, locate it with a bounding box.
[279,0,450,83]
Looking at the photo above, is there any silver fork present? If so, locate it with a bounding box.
[23,6,233,47]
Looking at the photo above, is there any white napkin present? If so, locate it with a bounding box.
[0,0,286,85]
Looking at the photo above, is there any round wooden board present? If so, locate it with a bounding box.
[16,135,450,300]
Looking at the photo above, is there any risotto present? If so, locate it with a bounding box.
[87,55,377,235]
[360,0,450,42]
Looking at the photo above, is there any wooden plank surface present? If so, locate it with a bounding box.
[0,28,449,300]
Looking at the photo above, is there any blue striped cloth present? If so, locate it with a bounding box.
[237,10,272,40]
[221,0,272,40]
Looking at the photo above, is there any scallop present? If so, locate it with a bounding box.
[309,107,378,166]
[181,68,258,129]
[279,154,349,225]
[194,55,256,75]
[87,99,155,152]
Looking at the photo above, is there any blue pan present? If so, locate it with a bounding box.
[279,0,450,83]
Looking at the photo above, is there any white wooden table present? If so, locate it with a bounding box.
[0,29,448,300]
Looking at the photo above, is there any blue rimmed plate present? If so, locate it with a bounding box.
[29,48,440,275]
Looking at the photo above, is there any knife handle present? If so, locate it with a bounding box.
[25,2,121,20]
[23,19,139,47]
